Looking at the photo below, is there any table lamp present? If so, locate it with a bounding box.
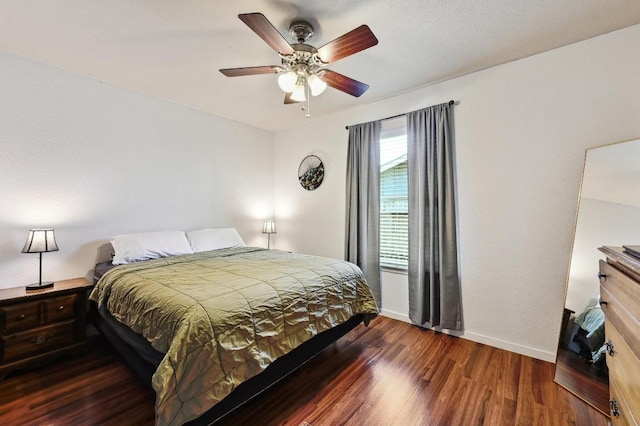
[262,220,276,250]
[22,229,59,290]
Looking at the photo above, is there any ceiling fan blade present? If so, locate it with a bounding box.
[322,70,369,97]
[238,13,295,55]
[219,66,281,77]
[284,93,300,104]
[316,25,378,64]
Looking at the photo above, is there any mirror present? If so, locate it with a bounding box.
[554,138,640,414]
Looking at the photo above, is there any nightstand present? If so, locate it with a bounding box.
[0,278,92,379]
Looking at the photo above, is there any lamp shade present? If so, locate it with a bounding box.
[290,83,306,102]
[308,74,327,96]
[262,220,276,234]
[22,229,59,254]
[278,71,297,93]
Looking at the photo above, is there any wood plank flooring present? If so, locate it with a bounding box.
[0,316,607,425]
[553,346,609,416]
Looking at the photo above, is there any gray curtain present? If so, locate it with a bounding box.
[407,103,461,330]
[345,121,382,305]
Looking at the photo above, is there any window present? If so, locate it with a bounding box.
[380,117,408,269]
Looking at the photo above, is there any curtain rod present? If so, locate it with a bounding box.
[345,100,455,130]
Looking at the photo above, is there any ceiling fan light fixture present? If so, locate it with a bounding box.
[277,71,297,93]
[307,74,327,96]
[290,82,307,102]
[221,13,378,115]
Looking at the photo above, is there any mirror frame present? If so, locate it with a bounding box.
[554,137,640,416]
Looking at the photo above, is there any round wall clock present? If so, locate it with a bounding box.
[298,155,324,191]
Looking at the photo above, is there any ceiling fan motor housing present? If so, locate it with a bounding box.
[289,21,314,43]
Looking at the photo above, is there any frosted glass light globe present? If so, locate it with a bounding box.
[290,83,307,102]
[277,71,297,93]
[308,74,327,96]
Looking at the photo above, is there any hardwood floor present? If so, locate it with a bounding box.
[553,346,609,416]
[0,316,607,425]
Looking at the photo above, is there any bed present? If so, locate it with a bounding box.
[566,305,606,367]
[89,237,378,426]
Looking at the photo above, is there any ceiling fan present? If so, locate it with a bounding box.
[219,13,378,114]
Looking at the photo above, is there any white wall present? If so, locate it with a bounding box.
[273,24,640,361]
[3,24,640,364]
[565,198,640,313]
[0,51,274,288]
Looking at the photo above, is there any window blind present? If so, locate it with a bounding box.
[380,117,408,269]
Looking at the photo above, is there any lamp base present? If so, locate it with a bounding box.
[26,282,54,291]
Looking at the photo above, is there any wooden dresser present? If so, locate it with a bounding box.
[0,278,92,379]
[598,246,640,424]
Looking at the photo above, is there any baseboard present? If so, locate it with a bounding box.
[380,309,411,323]
[459,331,557,362]
[378,310,556,362]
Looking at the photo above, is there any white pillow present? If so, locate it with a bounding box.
[111,231,193,265]
[186,228,246,253]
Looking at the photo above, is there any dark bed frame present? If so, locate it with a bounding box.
[90,300,365,425]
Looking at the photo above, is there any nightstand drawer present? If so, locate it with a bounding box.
[2,320,75,360]
[44,295,76,323]
[1,301,41,334]
[0,278,91,379]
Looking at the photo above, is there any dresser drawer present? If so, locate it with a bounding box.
[44,295,76,323]
[609,379,638,426]
[599,260,640,358]
[1,300,41,334]
[1,320,75,360]
[605,321,640,424]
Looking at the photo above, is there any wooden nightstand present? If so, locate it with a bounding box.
[0,278,92,379]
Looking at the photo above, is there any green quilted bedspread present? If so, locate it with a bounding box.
[90,247,378,425]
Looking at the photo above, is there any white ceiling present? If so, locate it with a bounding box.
[2,1,640,132]
[582,139,640,208]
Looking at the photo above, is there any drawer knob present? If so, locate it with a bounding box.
[610,398,620,417]
[30,335,48,345]
[17,314,26,321]
[605,340,615,357]
[598,272,607,280]
[57,305,65,311]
